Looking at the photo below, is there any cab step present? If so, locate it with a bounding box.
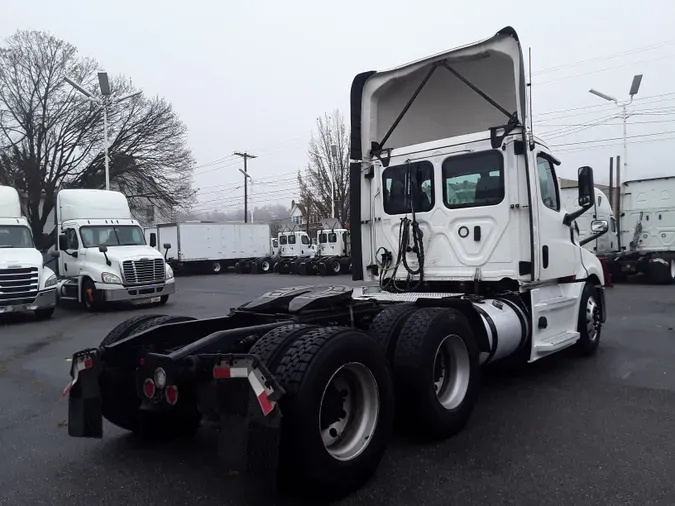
[533,330,579,353]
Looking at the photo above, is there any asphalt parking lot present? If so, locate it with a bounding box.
[1,274,675,505]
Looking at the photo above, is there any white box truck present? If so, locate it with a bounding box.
[54,189,175,310]
[0,185,58,319]
[605,176,675,283]
[65,27,609,500]
[145,221,271,274]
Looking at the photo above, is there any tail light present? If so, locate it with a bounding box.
[165,385,179,405]
[143,378,156,398]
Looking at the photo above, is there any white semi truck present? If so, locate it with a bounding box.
[234,229,315,274]
[65,27,608,500]
[605,176,675,283]
[0,186,58,319]
[145,221,271,274]
[54,189,175,310]
[561,186,618,256]
[297,228,352,276]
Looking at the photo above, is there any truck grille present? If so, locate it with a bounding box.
[122,259,165,285]
[0,267,39,306]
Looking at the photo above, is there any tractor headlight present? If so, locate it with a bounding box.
[44,274,57,288]
[166,264,174,279]
[101,272,122,284]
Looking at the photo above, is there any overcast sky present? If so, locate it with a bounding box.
[3,0,675,213]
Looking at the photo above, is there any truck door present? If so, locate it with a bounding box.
[534,153,579,281]
[59,227,84,278]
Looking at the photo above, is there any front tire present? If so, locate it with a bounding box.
[393,308,480,440]
[210,261,222,274]
[81,278,101,312]
[34,307,55,320]
[274,327,394,499]
[574,283,602,356]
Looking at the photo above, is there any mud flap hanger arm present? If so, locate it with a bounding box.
[371,59,521,166]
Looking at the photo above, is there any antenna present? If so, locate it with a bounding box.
[528,46,534,148]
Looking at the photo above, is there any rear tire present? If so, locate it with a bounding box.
[260,257,272,274]
[393,308,480,440]
[249,324,317,372]
[368,304,417,364]
[210,261,222,274]
[99,314,202,439]
[158,295,169,305]
[647,257,675,284]
[274,327,394,499]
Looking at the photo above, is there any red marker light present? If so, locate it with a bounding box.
[165,385,179,405]
[143,378,156,399]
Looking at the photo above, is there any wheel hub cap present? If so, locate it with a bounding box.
[433,335,470,410]
[319,363,379,462]
[586,296,601,340]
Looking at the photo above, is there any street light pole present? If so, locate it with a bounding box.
[589,74,642,182]
[64,72,142,191]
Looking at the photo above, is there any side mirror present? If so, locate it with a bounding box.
[564,166,595,226]
[591,220,609,234]
[98,245,108,253]
[577,165,595,207]
[58,234,67,250]
[49,250,60,258]
[163,243,171,250]
[149,233,157,248]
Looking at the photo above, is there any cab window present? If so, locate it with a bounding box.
[442,151,504,209]
[279,235,287,245]
[319,233,327,243]
[301,235,310,245]
[288,234,296,245]
[65,228,79,250]
[610,217,617,233]
[272,239,278,248]
[328,233,337,243]
[536,155,560,211]
[382,161,434,215]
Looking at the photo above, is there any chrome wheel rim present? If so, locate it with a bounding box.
[262,260,270,271]
[433,335,470,410]
[670,260,675,280]
[212,262,221,273]
[586,296,600,341]
[332,261,341,273]
[319,362,379,462]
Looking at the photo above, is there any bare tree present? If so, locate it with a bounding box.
[298,110,350,226]
[0,30,195,245]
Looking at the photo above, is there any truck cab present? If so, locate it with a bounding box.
[277,231,312,257]
[351,26,607,361]
[317,229,350,257]
[0,186,58,319]
[54,189,175,310]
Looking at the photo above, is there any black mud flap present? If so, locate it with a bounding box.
[66,349,103,438]
[212,356,285,491]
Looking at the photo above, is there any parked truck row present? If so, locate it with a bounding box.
[145,221,352,276]
[64,26,612,500]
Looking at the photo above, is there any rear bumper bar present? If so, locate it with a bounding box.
[65,349,284,483]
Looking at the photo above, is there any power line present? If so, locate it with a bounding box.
[548,128,675,148]
[533,39,675,75]
[534,92,675,118]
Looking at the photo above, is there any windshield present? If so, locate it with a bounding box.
[80,225,146,248]
[0,225,34,248]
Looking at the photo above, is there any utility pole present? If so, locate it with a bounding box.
[234,152,256,223]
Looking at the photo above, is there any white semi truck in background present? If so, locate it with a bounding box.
[0,185,58,319]
[561,186,618,256]
[145,221,271,274]
[65,27,609,500]
[605,176,675,283]
[54,189,175,310]
[297,227,352,276]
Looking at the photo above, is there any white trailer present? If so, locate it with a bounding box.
[147,221,271,274]
[65,27,609,500]
[561,186,618,256]
[0,186,58,319]
[605,176,675,283]
[54,189,175,310]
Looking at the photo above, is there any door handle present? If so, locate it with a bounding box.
[542,245,549,269]
[474,226,481,242]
